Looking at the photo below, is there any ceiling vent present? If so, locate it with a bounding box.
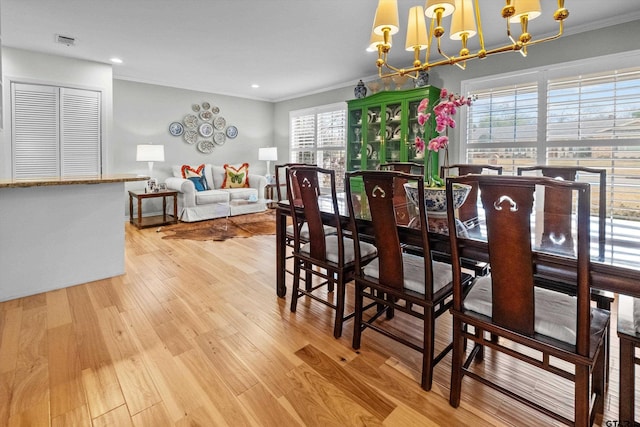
[55,34,76,46]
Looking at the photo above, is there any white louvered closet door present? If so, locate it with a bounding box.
[11,83,102,179]
[60,87,101,177]
[12,83,60,179]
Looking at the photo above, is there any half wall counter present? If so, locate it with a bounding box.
[0,174,147,301]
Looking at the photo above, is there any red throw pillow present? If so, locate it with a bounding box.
[222,163,250,188]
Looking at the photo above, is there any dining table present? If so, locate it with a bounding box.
[274,190,640,423]
[274,193,640,300]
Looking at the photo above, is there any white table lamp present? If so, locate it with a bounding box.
[258,147,278,184]
[136,144,165,178]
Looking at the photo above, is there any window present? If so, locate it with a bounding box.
[461,51,640,220]
[11,82,102,179]
[290,103,347,190]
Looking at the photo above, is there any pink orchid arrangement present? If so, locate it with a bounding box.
[415,88,473,155]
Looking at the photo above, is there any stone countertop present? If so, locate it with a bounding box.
[0,174,149,188]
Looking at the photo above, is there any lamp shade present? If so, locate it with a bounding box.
[373,0,400,36]
[450,0,477,40]
[258,147,278,161]
[424,0,456,19]
[405,6,428,51]
[136,144,165,162]
[510,0,542,22]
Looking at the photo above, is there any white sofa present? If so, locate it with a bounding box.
[165,164,267,222]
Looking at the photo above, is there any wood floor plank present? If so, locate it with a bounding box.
[46,288,72,329]
[96,305,162,416]
[294,344,396,420]
[131,402,173,427]
[48,323,86,418]
[0,307,22,375]
[0,221,631,426]
[177,348,257,427]
[0,371,14,427]
[10,305,49,419]
[81,366,126,419]
[237,382,301,427]
[195,330,260,395]
[285,363,384,426]
[130,322,211,422]
[92,404,134,427]
[51,404,91,427]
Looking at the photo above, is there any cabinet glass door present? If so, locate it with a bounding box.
[366,105,382,170]
[383,102,402,163]
[407,98,423,162]
[349,108,363,170]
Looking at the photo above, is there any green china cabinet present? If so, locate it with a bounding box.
[347,86,441,179]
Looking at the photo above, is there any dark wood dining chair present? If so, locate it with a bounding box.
[275,163,337,278]
[446,175,610,426]
[616,294,640,426]
[516,165,606,261]
[346,170,472,391]
[287,165,377,338]
[440,164,503,230]
[379,162,425,175]
[379,162,425,226]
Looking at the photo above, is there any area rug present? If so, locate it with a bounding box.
[161,210,277,241]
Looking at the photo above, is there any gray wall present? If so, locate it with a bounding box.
[113,79,275,184]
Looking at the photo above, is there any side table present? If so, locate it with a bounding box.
[265,182,286,208]
[129,189,178,229]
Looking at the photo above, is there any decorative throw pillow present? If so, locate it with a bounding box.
[188,176,208,191]
[222,163,250,188]
[181,164,210,191]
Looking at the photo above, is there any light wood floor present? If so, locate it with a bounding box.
[0,222,636,426]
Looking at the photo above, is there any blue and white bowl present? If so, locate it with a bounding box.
[404,182,471,214]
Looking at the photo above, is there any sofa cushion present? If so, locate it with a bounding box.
[195,189,230,205]
[222,163,250,188]
[225,187,259,201]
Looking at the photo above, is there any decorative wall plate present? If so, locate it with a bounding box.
[199,123,214,137]
[202,102,211,110]
[183,114,198,129]
[199,110,213,121]
[197,140,215,154]
[226,125,238,139]
[213,132,226,145]
[214,116,226,130]
[169,122,184,136]
[192,104,201,112]
[211,106,220,114]
[184,130,198,144]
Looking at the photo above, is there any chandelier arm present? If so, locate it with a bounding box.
[424,17,436,68]
[523,23,565,48]
[473,0,486,53]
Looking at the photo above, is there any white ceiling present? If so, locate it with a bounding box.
[3,0,640,102]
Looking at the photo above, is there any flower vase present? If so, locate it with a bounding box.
[442,146,450,179]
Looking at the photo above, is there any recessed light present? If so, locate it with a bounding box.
[110,57,123,64]
[251,84,260,89]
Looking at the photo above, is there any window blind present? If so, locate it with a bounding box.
[547,68,640,141]
[461,53,640,220]
[290,103,347,190]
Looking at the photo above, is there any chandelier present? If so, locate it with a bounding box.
[369,0,569,79]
